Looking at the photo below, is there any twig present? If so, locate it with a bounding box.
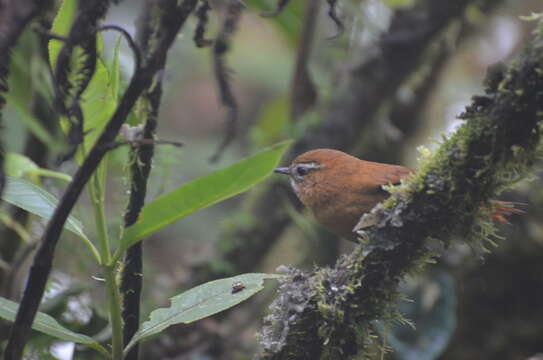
[0,0,51,197]
[260,0,290,17]
[290,0,320,121]
[325,0,344,40]
[98,25,142,74]
[4,0,199,358]
[0,0,50,56]
[209,0,244,162]
[193,0,213,47]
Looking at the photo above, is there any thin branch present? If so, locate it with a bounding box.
[209,0,243,162]
[257,18,543,358]
[325,0,344,40]
[120,1,170,358]
[260,0,290,17]
[98,25,142,74]
[3,0,199,358]
[53,1,109,161]
[0,0,51,197]
[193,0,213,48]
[290,0,320,121]
[0,0,50,56]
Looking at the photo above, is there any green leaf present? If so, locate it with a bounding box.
[116,140,292,257]
[48,0,77,70]
[124,273,281,353]
[79,57,117,154]
[245,0,302,46]
[2,176,86,239]
[4,93,56,148]
[250,97,290,148]
[5,153,72,182]
[0,297,109,358]
[110,35,122,102]
[5,153,40,178]
[2,176,100,263]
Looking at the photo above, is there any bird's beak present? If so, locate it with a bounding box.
[274,167,290,175]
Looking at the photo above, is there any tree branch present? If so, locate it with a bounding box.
[192,0,502,285]
[289,0,319,121]
[3,1,198,358]
[256,19,543,359]
[0,0,52,201]
[120,1,171,358]
[0,0,50,56]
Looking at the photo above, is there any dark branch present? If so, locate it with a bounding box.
[193,0,213,48]
[325,0,344,39]
[0,0,51,56]
[4,0,199,358]
[120,1,171,357]
[257,18,543,358]
[99,25,142,73]
[290,0,320,121]
[209,1,244,162]
[0,0,52,197]
[193,0,503,285]
[260,0,290,17]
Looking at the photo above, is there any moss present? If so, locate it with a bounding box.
[257,18,543,360]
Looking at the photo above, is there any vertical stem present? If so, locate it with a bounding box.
[4,1,199,356]
[104,265,124,360]
[89,164,123,359]
[90,171,111,263]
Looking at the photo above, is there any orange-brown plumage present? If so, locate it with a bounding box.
[275,149,413,241]
[274,149,522,241]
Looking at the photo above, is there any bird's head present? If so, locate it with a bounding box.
[274,149,355,206]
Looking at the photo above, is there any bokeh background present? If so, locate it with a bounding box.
[1,0,542,359]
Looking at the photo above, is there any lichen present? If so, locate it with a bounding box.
[256,17,543,360]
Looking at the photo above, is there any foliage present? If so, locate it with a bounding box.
[0,0,291,358]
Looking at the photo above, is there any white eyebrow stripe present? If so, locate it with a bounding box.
[297,162,320,169]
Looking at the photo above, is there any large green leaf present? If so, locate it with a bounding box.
[110,35,122,102]
[124,273,281,354]
[0,297,109,358]
[79,56,117,154]
[2,176,101,262]
[5,153,72,182]
[115,140,292,257]
[2,177,86,239]
[48,0,77,70]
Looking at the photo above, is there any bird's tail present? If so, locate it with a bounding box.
[489,200,526,223]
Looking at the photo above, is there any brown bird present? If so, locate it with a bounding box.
[274,148,521,242]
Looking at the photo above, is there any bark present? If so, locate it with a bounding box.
[256,18,543,359]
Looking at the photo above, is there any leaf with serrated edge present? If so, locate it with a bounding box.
[124,273,281,353]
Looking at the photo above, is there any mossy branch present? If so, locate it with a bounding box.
[256,19,543,360]
[120,2,171,358]
[192,0,503,286]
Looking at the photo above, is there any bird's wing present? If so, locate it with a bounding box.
[381,165,414,185]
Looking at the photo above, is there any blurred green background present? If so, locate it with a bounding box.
[1,0,543,359]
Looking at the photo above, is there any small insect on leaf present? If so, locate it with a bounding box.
[231,281,246,294]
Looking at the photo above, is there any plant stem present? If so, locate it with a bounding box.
[104,264,124,360]
[89,164,123,359]
[90,171,111,264]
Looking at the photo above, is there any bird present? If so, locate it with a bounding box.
[274,148,522,242]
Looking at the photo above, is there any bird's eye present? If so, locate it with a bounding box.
[296,166,309,177]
